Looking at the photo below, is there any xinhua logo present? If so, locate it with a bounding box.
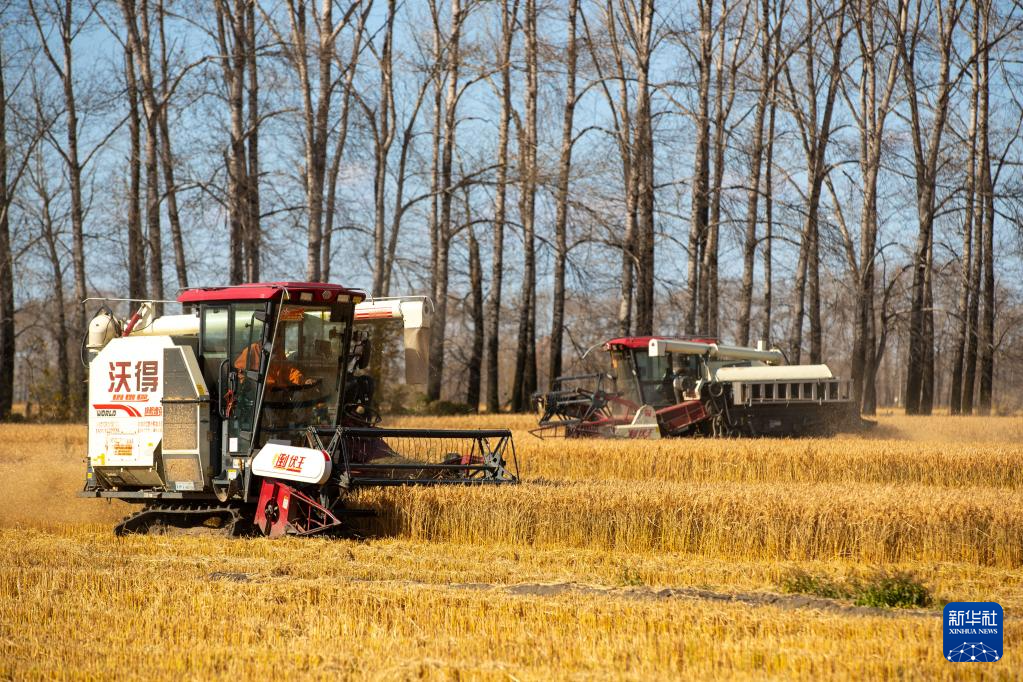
[944,602,1003,662]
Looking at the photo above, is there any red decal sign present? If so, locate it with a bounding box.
[272,453,306,473]
[93,403,141,417]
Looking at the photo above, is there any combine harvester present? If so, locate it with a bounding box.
[534,336,864,439]
[80,282,516,536]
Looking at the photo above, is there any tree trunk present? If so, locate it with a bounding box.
[784,0,846,365]
[511,0,538,411]
[920,229,935,413]
[548,0,579,384]
[34,156,71,418]
[851,0,904,412]
[486,0,517,412]
[950,10,980,414]
[788,236,809,363]
[144,109,163,311]
[978,157,994,414]
[962,172,982,414]
[371,1,397,296]
[213,0,247,284]
[382,65,432,296]
[703,0,746,338]
[596,2,636,337]
[425,20,443,400]
[686,0,712,334]
[64,3,88,414]
[760,34,778,346]
[808,218,821,363]
[28,0,88,414]
[245,0,260,282]
[427,0,462,402]
[0,52,13,420]
[156,0,187,291]
[123,0,166,314]
[900,0,960,414]
[323,5,367,283]
[977,1,994,414]
[738,0,774,347]
[124,39,146,301]
[627,0,656,337]
[466,228,483,411]
[279,0,357,282]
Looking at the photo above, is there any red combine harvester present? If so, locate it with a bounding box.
[533,336,863,439]
[80,282,516,537]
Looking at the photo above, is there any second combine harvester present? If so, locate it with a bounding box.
[534,336,864,439]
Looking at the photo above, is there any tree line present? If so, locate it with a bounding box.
[1,0,1022,421]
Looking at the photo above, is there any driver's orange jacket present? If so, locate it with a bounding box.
[234,343,307,387]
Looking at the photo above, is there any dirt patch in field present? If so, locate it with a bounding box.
[350,578,938,618]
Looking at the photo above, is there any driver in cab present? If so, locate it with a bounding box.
[234,342,316,388]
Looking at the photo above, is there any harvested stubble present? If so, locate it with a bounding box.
[2,527,1017,681]
[1,414,1022,680]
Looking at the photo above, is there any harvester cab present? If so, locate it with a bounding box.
[534,336,862,439]
[80,282,516,537]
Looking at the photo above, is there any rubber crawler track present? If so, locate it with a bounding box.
[114,503,247,537]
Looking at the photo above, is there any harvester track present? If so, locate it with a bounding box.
[114,502,247,537]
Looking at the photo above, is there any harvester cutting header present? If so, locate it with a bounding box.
[80,282,516,537]
[534,335,862,439]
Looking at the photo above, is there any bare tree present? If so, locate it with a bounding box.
[622,0,656,336]
[510,0,538,410]
[324,2,369,282]
[25,148,71,418]
[28,0,89,413]
[950,0,980,414]
[244,0,259,281]
[466,224,483,410]
[588,0,652,337]
[899,0,964,414]
[123,35,146,300]
[155,0,187,291]
[738,0,787,346]
[686,0,713,335]
[549,0,580,384]
[213,0,260,283]
[365,0,397,296]
[783,0,848,364]
[0,45,51,420]
[263,0,362,282]
[837,0,904,413]
[120,0,167,313]
[0,49,15,420]
[485,0,517,412]
[427,0,466,402]
[759,1,782,346]
[700,0,750,338]
[976,0,993,413]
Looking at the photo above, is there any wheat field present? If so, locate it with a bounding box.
[1,414,1021,679]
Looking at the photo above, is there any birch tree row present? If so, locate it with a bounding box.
[2,0,1023,420]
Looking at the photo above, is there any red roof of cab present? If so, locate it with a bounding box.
[177,281,366,304]
[604,336,718,350]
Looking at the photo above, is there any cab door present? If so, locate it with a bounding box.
[225,304,268,456]
[199,306,228,471]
